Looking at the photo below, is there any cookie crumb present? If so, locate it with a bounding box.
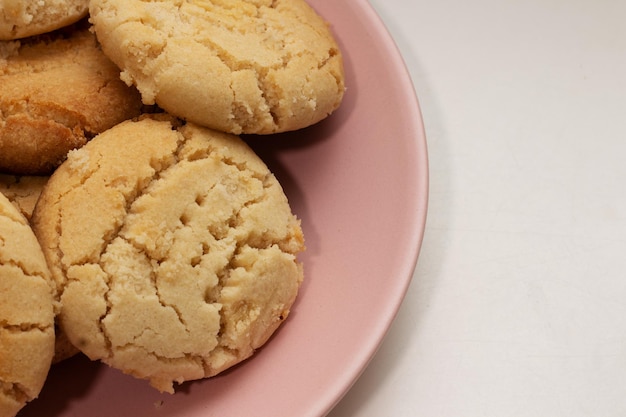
[66,148,90,174]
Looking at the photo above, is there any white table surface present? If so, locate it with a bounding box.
[328,0,626,416]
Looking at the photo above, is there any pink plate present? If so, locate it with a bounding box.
[20,1,428,416]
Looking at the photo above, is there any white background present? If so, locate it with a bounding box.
[329,0,626,415]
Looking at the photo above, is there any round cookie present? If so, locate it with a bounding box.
[89,0,345,135]
[0,0,89,40]
[32,114,305,393]
[0,175,80,363]
[0,22,144,175]
[0,192,55,417]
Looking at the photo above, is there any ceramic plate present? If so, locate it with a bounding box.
[21,1,428,416]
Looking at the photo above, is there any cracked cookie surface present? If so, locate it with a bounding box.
[89,0,345,134]
[0,0,89,40]
[0,21,144,175]
[32,114,305,393]
[0,192,55,417]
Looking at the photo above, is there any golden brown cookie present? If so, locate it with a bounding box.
[0,22,144,175]
[0,0,89,40]
[32,114,305,393]
[0,192,55,417]
[89,0,345,135]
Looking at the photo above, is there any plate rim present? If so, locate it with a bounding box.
[319,0,429,415]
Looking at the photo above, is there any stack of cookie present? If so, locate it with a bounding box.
[0,0,344,415]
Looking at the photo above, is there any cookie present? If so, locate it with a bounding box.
[32,114,305,393]
[0,192,55,417]
[89,0,345,135]
[0,0,89,40]
[0,175,80,363]
[0,22,144,175]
